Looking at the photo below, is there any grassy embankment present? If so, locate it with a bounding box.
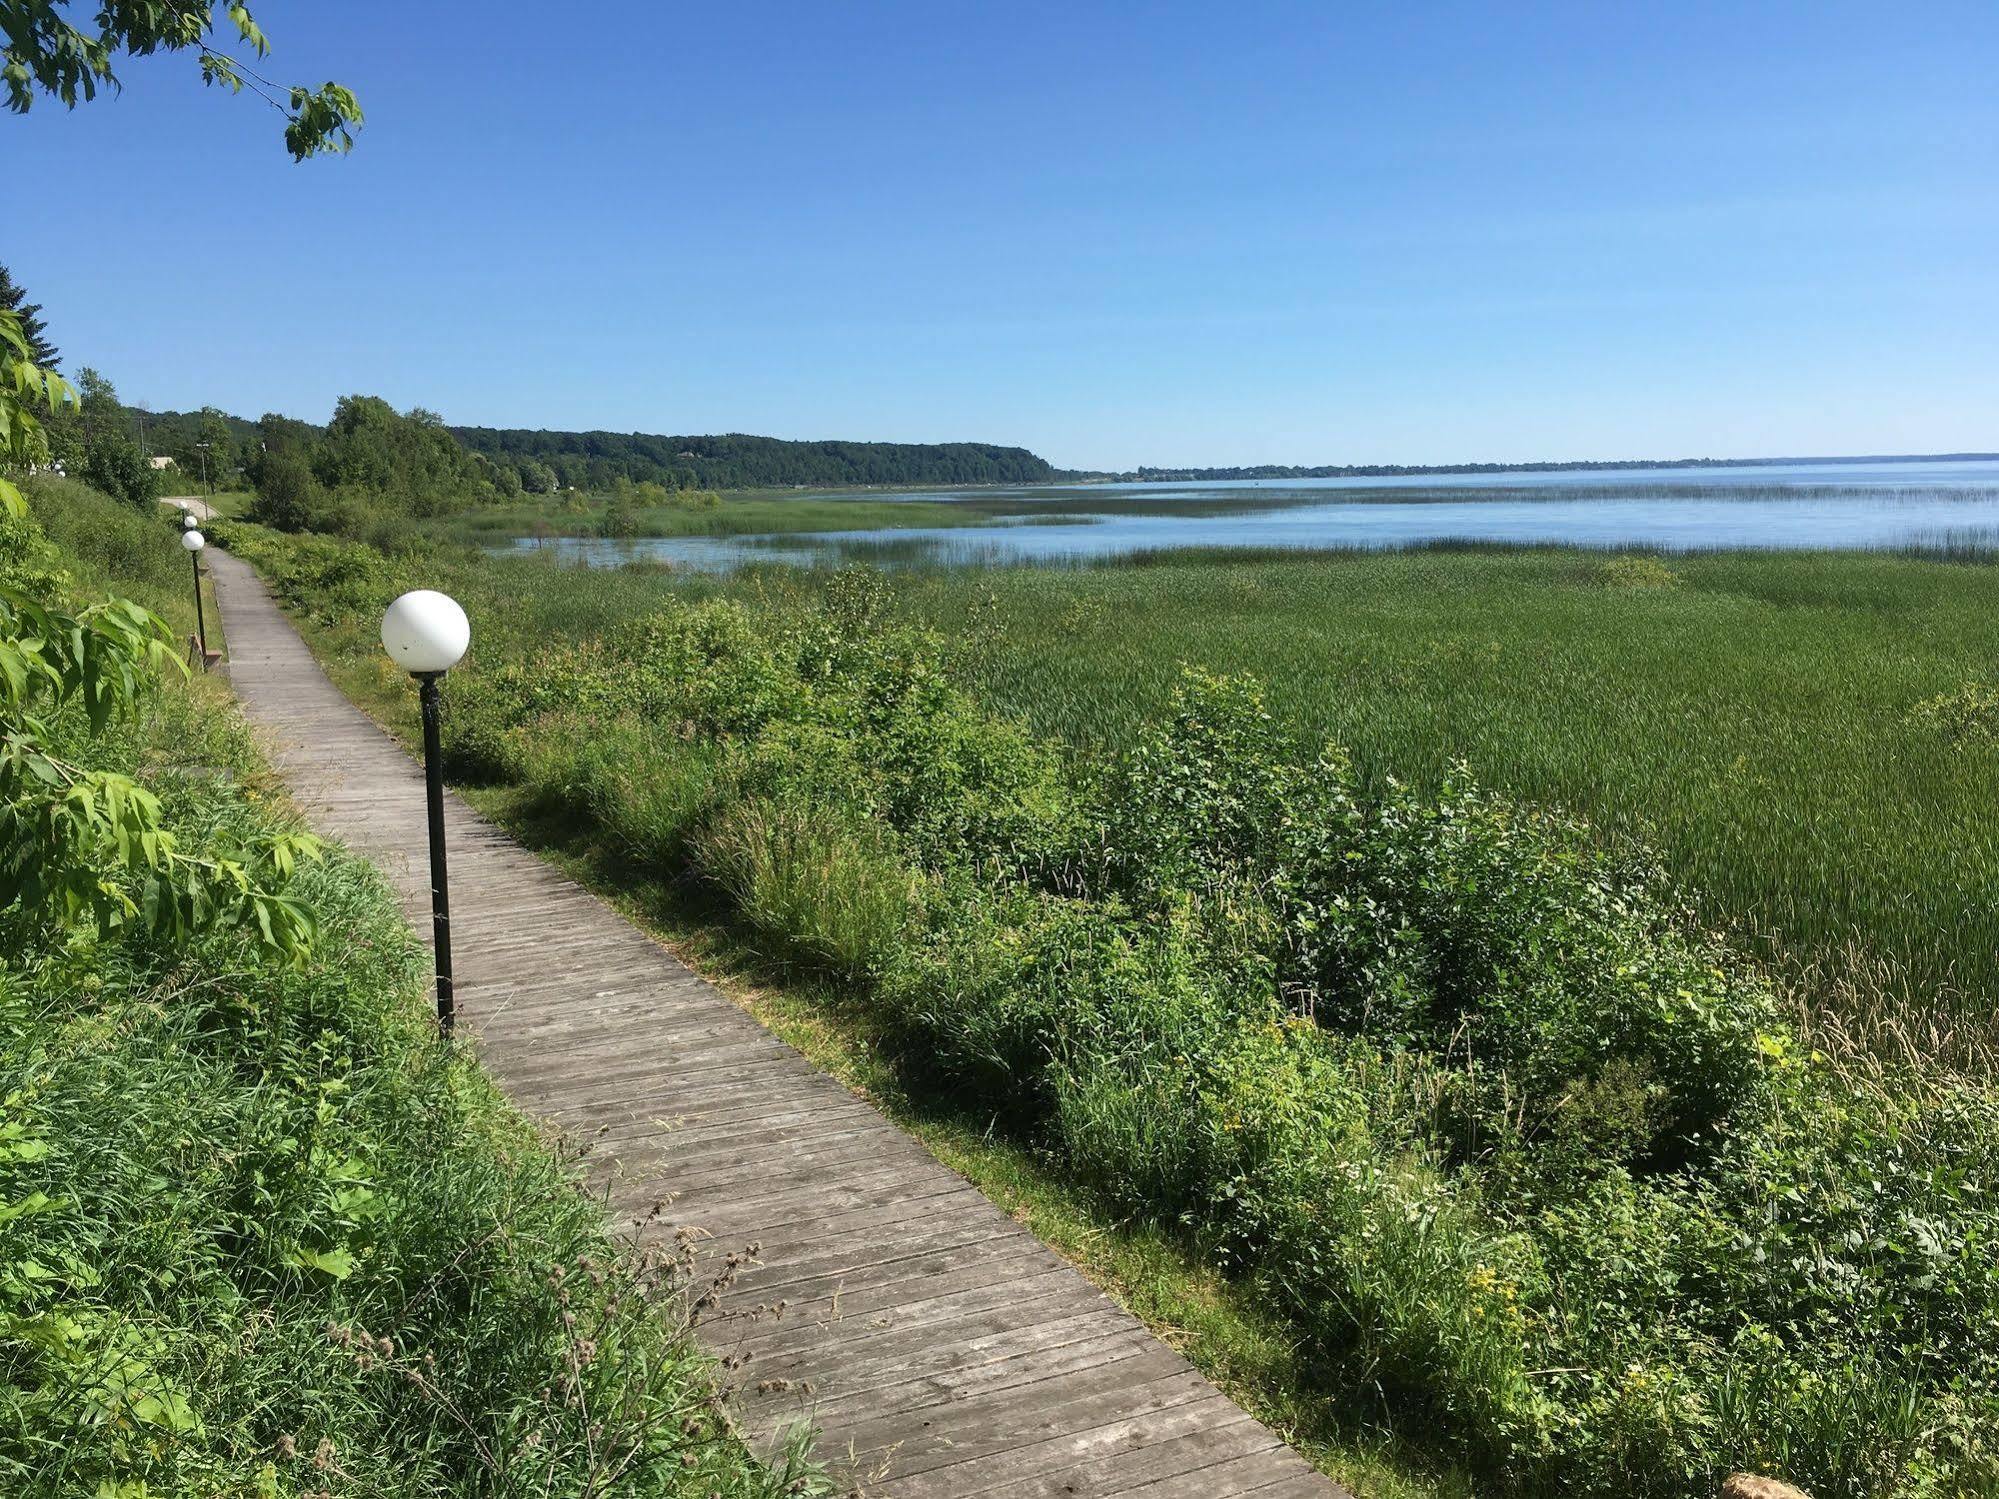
[1,479,821,1495]
[214,522,1999,1499]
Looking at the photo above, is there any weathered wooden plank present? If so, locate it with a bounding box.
[728,1306,1142,1410]
[968,1416,1278,1498]
[730,1255,1079,1359]
[790,1323,1164,1426]
[721,1216,1018,1296]
[844,1372,1226,1484]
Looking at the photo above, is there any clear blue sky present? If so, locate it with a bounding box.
[10,1,1998,470]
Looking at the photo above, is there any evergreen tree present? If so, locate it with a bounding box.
[0,263,58,369]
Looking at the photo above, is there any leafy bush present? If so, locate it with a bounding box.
[246,447,327,531]
[245,396,504,541]
[78,421,161,506]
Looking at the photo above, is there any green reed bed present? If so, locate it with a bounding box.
[430,491,996,545]
[1,483,819,1495]
[218,525,1999,1497]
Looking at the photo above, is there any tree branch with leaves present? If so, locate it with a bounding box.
[0,587,321,963]
[1,0,361,159]
[0,307,71,520]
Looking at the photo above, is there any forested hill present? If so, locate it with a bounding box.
[452,427,1059,490]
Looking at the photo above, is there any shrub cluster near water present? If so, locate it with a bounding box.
[230,529,1999,1498]
[0,486,819,1495]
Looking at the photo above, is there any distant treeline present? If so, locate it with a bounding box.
[139,405,263,462]
[453,427,1059,491]
[1092,452,1999,483]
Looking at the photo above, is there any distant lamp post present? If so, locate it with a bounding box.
[180,528,210,663]
[381,590,471,1032]
[195,440,213,497]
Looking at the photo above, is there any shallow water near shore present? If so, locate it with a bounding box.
[511,457,1999,570]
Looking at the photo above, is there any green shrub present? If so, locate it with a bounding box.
[78,425,161,507]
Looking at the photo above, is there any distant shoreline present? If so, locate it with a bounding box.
[1060,451,1999,484]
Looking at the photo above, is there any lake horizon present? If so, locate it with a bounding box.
[509,456,1999,571]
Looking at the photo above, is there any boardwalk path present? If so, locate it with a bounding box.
[205,544,1343,1499]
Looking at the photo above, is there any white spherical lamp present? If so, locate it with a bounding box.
[180,528,205,552]
[181,511,199,529]
[380,590,470,676]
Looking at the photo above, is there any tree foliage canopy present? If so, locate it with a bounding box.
[0,0,361,158]
[1,2,357,515]
[0,307,71,518]
[455,426,1060,492]
[0,576,319,960]
[0,264,56,369]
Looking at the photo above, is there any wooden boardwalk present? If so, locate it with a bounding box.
[206,546,1344,1499]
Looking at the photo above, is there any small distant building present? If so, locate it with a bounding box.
[148,455,178,471]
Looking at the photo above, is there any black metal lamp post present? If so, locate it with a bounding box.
[380,591,471,1032]
[180,526,208,660]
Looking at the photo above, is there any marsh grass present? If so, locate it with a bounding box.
[233,528,1999,1056]
[896,547,1999,1056]
[457,479,1999,545]
[431,491,995,544]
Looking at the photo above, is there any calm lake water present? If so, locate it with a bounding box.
[512,457,1999,570]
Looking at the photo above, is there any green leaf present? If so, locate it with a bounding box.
[287,1246,356,1279]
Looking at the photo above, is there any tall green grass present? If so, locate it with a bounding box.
[430,491,994,544]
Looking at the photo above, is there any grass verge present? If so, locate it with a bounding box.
[3,480,822,1495]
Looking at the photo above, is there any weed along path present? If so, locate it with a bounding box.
[204,546,1343,1499]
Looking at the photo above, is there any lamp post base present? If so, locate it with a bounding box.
[190,550,209,661]
[417,671,455,1033]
